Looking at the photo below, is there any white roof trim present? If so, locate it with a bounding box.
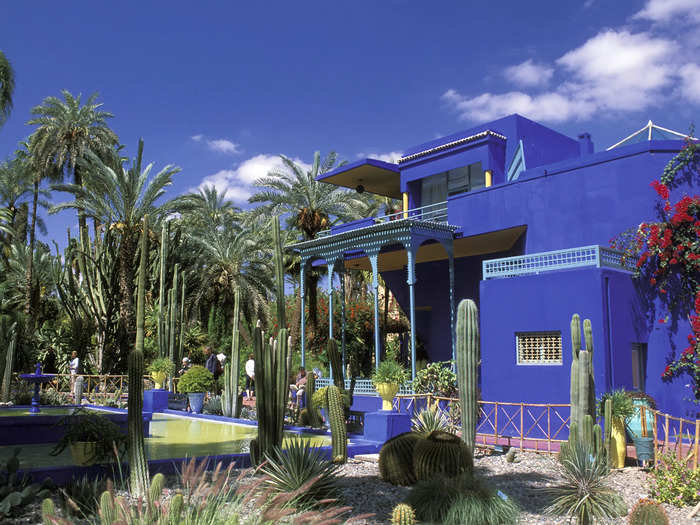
[399,130,507,164]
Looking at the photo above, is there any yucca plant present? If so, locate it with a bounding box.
[258,437,341,505]
[411,406,454,435]
[547,441,627,524]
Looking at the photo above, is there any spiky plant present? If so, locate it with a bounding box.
[258,437,341,505]
[547,440,627,524]
[411,406,454,436]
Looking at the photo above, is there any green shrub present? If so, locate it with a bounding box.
[405,474,466,522]
[649,450,700,507]
[442,477,519,525]
[50,409,127,464]
[147,357,176,376]
[371,358,407,386]
[203,395,222,415]
[177,365,214,393]
[413,361,457,397]
[258,437,340,505]
[596,388,635,421]
[628,498,669,525]
[547,440,627,523]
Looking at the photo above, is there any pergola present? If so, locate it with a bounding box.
[289,216,459,381]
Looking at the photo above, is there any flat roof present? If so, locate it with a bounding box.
[316,158,401,199]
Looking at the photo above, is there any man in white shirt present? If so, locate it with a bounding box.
[245,353,255,399]
[69,351,79,401]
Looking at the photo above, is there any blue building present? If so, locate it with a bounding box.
[290,115,697,418]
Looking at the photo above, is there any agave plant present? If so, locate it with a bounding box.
[258,437,341,505]
[411,406,454,435]
[547,441,626,524]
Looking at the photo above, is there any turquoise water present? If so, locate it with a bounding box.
[0,413,330,469]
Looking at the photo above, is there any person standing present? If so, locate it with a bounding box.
[69,351,79,401]
[204,346,221,394]
[245,353,255,399]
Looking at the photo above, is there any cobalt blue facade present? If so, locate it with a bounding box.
[295,114,696,419]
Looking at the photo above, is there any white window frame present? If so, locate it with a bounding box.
[515,331,563,366]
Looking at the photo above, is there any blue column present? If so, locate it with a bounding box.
[340,263,346,375]
[407,246,417,381]
[369,253,381,370]
[300,260,306,368]
[327,261,335,381]
[447,242,456,362]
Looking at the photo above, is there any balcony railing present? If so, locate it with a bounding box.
[482,245,635,279]
[317,201,448,239]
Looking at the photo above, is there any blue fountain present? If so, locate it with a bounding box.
[20,363,56,414]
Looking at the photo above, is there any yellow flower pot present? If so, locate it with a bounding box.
[151,371,167,390]
[610,417,626,468]
[375,382,399,411]
[70,441,97,466]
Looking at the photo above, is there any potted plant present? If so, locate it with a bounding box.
[597,389,635,468]
[50,409,127,466]
[147,357,176,390]
[177,365,214,414]
[626,391,657,464]
[371,359,407,411]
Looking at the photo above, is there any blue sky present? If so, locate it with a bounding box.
[1,0,699,245]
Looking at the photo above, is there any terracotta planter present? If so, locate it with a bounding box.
[375,382,399,411]
[151,371,167,390]
[610,416,626,468]
[70,441,97,466]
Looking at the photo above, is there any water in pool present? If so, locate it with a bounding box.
[0,413,330,469]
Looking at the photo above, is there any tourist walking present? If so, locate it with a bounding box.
[69,351,79,401]
[245,353,255,399]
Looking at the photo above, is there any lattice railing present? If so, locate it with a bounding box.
[483,245,634,279]
[25,374,180,397]
[315,377,413,395]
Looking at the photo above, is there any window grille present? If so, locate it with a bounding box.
[516,331,562,365]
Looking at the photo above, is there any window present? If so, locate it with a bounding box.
[631,343,647,392]
[516,331,562,365]
[420,162,484,207]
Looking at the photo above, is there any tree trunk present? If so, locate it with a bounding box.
[24,177,39,321]
[117,229,137,359]
[308,271,319,329]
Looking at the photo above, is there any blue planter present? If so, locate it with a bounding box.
[627,400,655,440]
[633,436,655,463]
[188,393,205,414]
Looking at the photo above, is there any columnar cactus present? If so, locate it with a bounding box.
[41,498,55,525]
[129,215,150,498]
[391,503,416,525]
[158,221,168,358]
[253,216,289,463]
[604,398,613,467]
[570,314,596,443]
[327,384,347,463]
[222,290,241,418]
[305,369,321,428]
[0,323,17,403]
[378,432,422,486]
[168,264,179,371]
[455,299,479,457]
[328,338,344,389]
[412,430,473,481]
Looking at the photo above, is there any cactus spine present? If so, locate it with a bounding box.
[222,290,241,418]
[253,216,289,463]
[455,299,479,457]
[0,323,17,403]
[391,503,416,525]
[128,215,150,498]
[327,384,347,463]
[569,314,597,449]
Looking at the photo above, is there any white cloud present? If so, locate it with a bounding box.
[190,135,241,155]
[633,0,700,24]
[442,24,692,123]
[195,154,311,204]
[503,59,554,87]
[356,151,403,163]
[679,63,700,104]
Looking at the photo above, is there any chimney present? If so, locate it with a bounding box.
[578,133,594,156]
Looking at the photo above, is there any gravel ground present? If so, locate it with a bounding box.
[11,450,698,524]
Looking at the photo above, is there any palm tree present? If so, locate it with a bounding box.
[249,151,363,328]
[50,139,181,360]
[0,51,14,127]
[173,185,240,234]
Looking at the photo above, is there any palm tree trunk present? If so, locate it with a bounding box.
[24,177,39,320]
[117,229,137,359]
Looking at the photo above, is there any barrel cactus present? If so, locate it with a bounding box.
[378,432,422,486]
[391,503,416,525]
[413,430,473,481]
[628,498,669,525]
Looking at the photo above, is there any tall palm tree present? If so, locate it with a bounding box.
[0,51,14,128]
[50,139,181,360]
[249,151,363,328]
[173,185,240,234]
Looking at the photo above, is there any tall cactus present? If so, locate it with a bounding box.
[603,398,613,467]
[328,338,344,389]
[178,273,186,364]
[569,314,596,444]
[253,216,289,462]
[305,370,321,428]
[222,290,241,418]
[168,264,179,369]
[327,384,347,463]
[129,215,150,498]
[0,323,17,403]
[455,299,479,457]
[157,222,168,358]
